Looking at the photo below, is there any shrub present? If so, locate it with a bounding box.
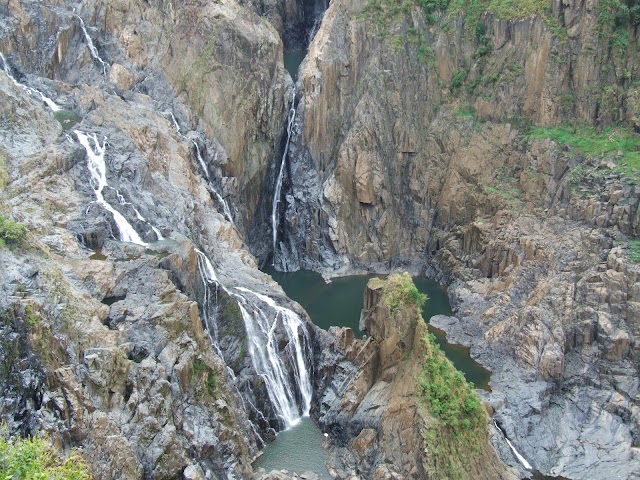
[380,273,429,315]
[419,333,485,435]
[450,70,468,93]
[0,214,27,247]
[192,358,218,397]
[0,426,90,479]
[628,240,640,263]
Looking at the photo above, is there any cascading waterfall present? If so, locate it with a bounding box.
[192,141,234,224]
[115,190,164,240]
[0,52,60,112]
[163,111,181,133]
[271,89,297,265]
[75,15,108,75]
[192,249,312,432]
[493,420,533,470]
[75,130,147,245]
[195,248,224,357]
[307,0,329,45]
[158,109,235,225]
[233,286,312,429]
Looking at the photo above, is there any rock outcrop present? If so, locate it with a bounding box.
[313,273,516,479]
[272,0,640,477]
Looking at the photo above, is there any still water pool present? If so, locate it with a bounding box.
[252,417,331,479]
[265,268,491,390]
[284,50,307,80]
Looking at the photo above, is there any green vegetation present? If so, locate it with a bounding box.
[627,240,640,263]
[445,0,552,40]
[597,0,640,53]
[420,332,486,477]
[527,126,640,180]
[0,214,27,248]
[450,69,468,93]
[0,426,90,479]
[192,358,218,397]
[23,305,39,327]
[0,150,8,188]
[420,333,484,434]
[376,272,428,315]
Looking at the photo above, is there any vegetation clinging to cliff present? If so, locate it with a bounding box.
[527,125,640,180]
[0,214,27,248]
[373,272,428,315]
[0,426,90,479]
[420,332,486,477]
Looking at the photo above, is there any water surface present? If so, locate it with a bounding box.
[265,269,491,390]
[253,417,331,479]
[264,267,379,338]
[284,50,307,80]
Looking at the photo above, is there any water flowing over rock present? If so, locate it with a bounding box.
[1,0,640,478]
[272,89,298,267]
[234,287,313,429]
[0,2,314,471]
[75,130,146,246]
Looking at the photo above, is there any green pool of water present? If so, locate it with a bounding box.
[253,417,331,478]
[54,109,82,131]
[284,49,307,80]
[264,267,380,338]
[265,268,491,390]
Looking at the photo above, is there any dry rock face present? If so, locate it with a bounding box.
[313,275,516,479]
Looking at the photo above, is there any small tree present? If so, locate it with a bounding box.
[0,214,27,247]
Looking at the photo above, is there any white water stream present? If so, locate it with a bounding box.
[493,420,533,470]
[193,247,312,431]
[271,89,297,264]
[192,141,234,224]
[76,15,108,75]
[75,130,146,245]
[234,286,312,429]
[0,52,60,112]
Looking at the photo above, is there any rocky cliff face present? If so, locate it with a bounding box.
[1,0,293,255]
[273,0,640,477]
[278,0,639,271]
[313,274,516,479]
[0,0,315,477]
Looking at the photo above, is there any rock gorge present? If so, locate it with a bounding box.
[0,0,638,478]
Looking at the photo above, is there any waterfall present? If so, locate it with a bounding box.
[75,130,146,245]
[115,190,163,240]
[193,249,312,431]
[233,286,312,429]
[0,52,60,112]
[195,248,224,358]
[192,141,234,224]
[271,89,297,265]
[163,111,181,133]
[493,420,533,470]
[75,15,108,75]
